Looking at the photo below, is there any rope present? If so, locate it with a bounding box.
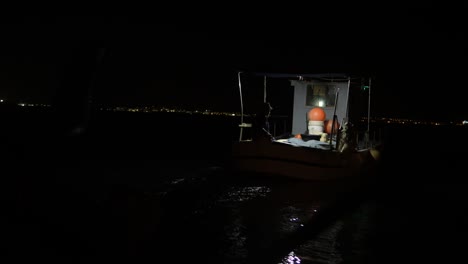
[238,71,244,141]
[263,75,273,135]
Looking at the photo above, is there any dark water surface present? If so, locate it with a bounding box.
[2,108,468,263]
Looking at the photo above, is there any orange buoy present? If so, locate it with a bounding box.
[307,107,326,121]
[294,133,302,139]
[324,119,340,134]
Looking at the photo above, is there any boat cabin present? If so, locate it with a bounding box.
[290,78,350,135]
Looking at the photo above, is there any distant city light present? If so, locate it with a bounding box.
[0,99,3,103]
[5,101,461,126]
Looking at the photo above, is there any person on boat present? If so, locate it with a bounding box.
[337,121,357,153]
[252,102,274,140]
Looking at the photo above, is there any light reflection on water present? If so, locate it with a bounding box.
[282,251,302,263]
[54,161,375,263]
[217,186,271,202]
[157,167,374,263]
[280,204,320,233]
[211,183,324,262]
[283,220,344,264]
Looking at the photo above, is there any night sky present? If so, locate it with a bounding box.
[0,8,466,121]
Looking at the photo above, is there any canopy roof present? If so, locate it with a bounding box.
[246,72,363,82]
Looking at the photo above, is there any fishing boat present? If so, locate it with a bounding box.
[231,72,383,181]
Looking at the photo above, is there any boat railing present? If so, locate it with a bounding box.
[355,128,384,150]
[265,115,290,138]
[238,114,291,141]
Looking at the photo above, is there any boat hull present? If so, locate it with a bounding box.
[231,138,379,181]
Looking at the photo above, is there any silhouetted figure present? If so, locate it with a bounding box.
[252,102,273,140]
[52,47,106,137]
